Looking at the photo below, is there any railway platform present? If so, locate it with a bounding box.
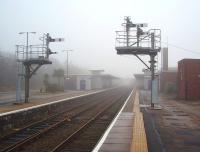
[0,90,100,114]
[93,90,148,152]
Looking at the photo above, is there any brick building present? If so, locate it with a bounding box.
[178,59,200,100]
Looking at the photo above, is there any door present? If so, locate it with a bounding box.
[80,80,86,90]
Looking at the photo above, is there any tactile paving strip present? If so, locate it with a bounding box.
[131,91,148,152]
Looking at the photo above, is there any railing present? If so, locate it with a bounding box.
[16,44,48,62]
[115,29,161,50]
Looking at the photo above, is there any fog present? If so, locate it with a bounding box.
[0,0,200,78]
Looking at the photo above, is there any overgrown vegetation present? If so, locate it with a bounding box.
[0,51,16,91]
[43,69,65,93]
[53,69,65,88]
[0,50,87,92]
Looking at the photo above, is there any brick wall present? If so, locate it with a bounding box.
[178,59,200,100]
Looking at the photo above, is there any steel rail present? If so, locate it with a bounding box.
[50,94,125,152]
[1,89,119,152]
[0,101,93,152]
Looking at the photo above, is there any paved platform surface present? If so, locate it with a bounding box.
[93,90,148,152]
[140,90,200,152]
[0,90,97,113]
[99,113,134,152]
[93,89,200,152]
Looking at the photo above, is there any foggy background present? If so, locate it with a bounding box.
[0,0,200,80]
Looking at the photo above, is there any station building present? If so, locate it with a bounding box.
[158,67,177,93]
[134,58,200,101]
[158,47,177,93]
[134,74,145,89]
[64,70,118,90]
[134,67,177,93]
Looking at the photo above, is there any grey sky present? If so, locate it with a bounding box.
[0,0,200,77]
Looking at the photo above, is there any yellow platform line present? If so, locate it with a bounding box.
[131,91,148,152]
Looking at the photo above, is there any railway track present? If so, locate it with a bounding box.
[51,92,127,152]
[0,91,111,151]
[0,87,132,152]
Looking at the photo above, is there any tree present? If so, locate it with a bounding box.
[43,73,49,92]
[52,69,64,88]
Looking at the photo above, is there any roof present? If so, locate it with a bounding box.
[89,70,104,75]
[178,58,200,64]
[89,70,104,72]
[134,74,144,78]
[66,74,118,79]
[66,74,91,76]
[179,58,200,61]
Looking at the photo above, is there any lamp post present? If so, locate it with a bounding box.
[19,32,36,59]
[63,50,73,79]
[18,32,36,103]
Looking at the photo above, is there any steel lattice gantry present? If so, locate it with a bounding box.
[115,16,161,107]
[16,33,64,103]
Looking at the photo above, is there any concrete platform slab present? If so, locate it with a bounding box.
[104,138,131,144]
[97,112,134,152]
[93,90,148,152]
[99,143,131,152]
[110,127,133,133]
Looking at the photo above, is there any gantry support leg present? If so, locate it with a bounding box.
[150,54,156,108]
[24,65,30,103]
[24,64,43,103]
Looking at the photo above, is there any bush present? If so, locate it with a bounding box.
[46,84,64,93]
[164,82,177,94]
